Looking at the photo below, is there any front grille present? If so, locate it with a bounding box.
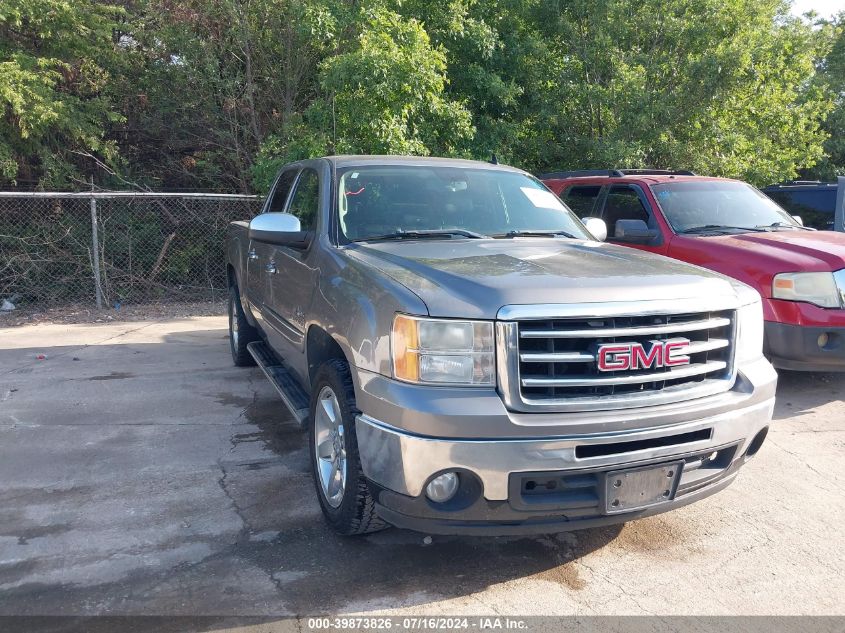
[513,310,735,410]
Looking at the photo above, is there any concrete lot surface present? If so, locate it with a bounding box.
[1,317,843,618]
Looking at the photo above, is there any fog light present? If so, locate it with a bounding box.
[818,333,830,349]
[425,472,459,503]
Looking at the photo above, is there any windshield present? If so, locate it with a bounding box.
[652,181,800,233]
[336,166,591,241]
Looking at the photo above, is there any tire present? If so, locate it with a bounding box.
[309,358,388,535]
[228,284,258,367]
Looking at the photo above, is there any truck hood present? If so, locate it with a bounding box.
[344,238,739,319]
[681,231,845,271]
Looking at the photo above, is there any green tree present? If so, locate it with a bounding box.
[253,3,474,190]
[3,0,836,191]
[392,0,552,165]
[804,12,844,180]
[533,0,832,185]
[108,0,333,192]
[318,6,474,155]
[0,0,122,187]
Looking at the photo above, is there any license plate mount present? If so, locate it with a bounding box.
[604,461,683,514]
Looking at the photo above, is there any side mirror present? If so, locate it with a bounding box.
[615,219,659,244]
[792,215,804,226]
[582,217,607,242]
[248,213,311,248]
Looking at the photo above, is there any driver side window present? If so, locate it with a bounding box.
[267,169,299,213]
[286,169,319,231]
[563,185,601,218]
[602,185,654,238]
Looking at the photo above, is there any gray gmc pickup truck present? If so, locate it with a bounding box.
[225,155,776,536]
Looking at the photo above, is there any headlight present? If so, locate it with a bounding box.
[391,315,495,385]
[736,296,764,363]
[772,272,842,308]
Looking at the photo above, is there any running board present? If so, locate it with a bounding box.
[247,341,310,427]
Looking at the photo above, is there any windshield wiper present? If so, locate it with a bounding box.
[351,229,487,242]
[491,230,579,239]
[679,224,759,234]
[755,221,808,231]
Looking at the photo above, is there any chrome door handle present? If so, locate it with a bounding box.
[265,261,277,274]
[248,249,258,260]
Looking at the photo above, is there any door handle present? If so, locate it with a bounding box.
[265,261,277,274]
[248,249,258,260]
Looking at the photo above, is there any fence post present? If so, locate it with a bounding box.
[89,184,104,309]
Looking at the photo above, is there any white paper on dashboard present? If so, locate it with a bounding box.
[521,187,565,211]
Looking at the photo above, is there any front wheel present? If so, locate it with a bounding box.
[228,284,258,367]
[309,359,387,535]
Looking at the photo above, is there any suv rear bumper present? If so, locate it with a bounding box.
[356,392,774,535]
[765,321,845,371]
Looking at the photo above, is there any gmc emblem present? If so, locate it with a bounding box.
[597,339,691,372]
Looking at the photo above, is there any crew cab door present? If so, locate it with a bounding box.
[598,184,668,255]
[263,167,321,369]
[246,167,299,324]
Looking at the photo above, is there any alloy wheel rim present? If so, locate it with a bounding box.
[314,386,347,508]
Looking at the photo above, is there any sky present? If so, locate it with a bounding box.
[791,0,845,18]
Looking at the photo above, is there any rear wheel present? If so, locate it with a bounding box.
[228,284,258,367]
[309,358,387,535]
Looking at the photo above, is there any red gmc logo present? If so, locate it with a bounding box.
[597,339,692,372]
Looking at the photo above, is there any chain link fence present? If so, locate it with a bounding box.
[0,192,263,309]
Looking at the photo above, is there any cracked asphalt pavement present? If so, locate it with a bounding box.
[0,317,843,617]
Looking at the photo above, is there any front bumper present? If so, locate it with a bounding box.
[356,391,775,535]
[373,468,739,536]
[764,321,845,371]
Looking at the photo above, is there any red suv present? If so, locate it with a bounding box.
[542,169,845,371]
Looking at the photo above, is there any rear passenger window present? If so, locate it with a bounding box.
[286,169,320,231]
[603,185,654,238]
[563,185,601,217]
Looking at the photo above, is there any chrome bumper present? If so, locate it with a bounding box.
[356,396,774,500]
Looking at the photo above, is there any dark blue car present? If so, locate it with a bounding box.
[762,179,845,232]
